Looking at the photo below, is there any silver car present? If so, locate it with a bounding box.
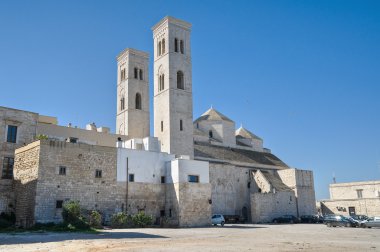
[212,214,225,226]
[361,217,380,228]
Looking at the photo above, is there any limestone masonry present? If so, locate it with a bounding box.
[1,16,317,227]
[319,180,380,217]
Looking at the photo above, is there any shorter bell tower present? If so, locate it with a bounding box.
[116,48,150,138]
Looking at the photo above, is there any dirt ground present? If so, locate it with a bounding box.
[0,224,379,252]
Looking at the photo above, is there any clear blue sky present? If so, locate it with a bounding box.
[1,0,379,200]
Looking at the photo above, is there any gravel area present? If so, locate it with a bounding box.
[0,224,379,252]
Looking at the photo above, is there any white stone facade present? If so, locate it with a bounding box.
[153,16,194,158]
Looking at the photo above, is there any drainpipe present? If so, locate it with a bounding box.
[126,157,129,214]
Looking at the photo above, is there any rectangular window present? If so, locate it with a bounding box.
[357,189,363,199]
[56,200,63,209]
[139,69,143,80]
[69,137,78,143]
[95,169,102,178]
[2,157,14,179]
[7,125,17,143]
[188,175,199,183]
[174,38,178,52]
[161,176,166,184]
[180,120,183,131]
[129,173,134,182]
[160,210,165,217]
[59,166,66,175]
[161,121,163,132]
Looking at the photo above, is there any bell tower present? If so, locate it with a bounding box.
[152,16,194,158]
[116,48,150,138]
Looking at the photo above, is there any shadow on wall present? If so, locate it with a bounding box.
[13,179,38,228]
[0,231,168,245]
[320,202,334,215]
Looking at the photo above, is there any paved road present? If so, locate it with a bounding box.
[0,224,379,251]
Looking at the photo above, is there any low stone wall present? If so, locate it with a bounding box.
[251,191,297,223]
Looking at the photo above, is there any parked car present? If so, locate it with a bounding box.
[360,217,380,228]
[324,215,358,227]
[272,215,299,224]
[212,214,225,226]
[351,215,368,221]
[300,215,319,223]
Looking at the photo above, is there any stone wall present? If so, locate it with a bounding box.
[177,183,212,227]
[329,181,380,200]
[277,169,316,216]
[209,163,253,221]
[320,198,380,217]
[251,191,297,223]
[0,106,39,214]
[14,141,41,227]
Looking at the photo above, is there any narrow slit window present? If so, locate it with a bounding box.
[134,68,138,79]
[174,38,178,52]
[162,39,166,54]
[135,93,142,110]
[180,119,183,131]
[139,69,143,80]
[161,121,163,132]
[180,40,184,54]
[177,71,184,89]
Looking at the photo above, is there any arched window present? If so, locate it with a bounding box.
[180,40,184,54]
[134,68,138,79]
[120,97,125,111]
[162,39,166,54]
[177,71,184,89]
[209,130,213,138]
[174,38,178,52]
[159,74,165,91]
[180,119,183,131]
[139,69,143,80]
[158,41,162,56]
[135,93,141,110]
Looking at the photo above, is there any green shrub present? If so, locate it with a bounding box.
[36,134,48,140]
[132,212,153,228]
[62,200,89,229]
[89,210,102,228]
[110,212,130,228]
[62,201,81,223]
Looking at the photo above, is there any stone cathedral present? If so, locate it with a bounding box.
[0,16,316,228]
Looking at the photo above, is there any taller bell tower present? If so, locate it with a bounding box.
[152,16,194,158]
[116,48,150,138]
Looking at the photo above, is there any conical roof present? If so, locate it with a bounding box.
[235,126,262,141]
[194,107,234,123]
